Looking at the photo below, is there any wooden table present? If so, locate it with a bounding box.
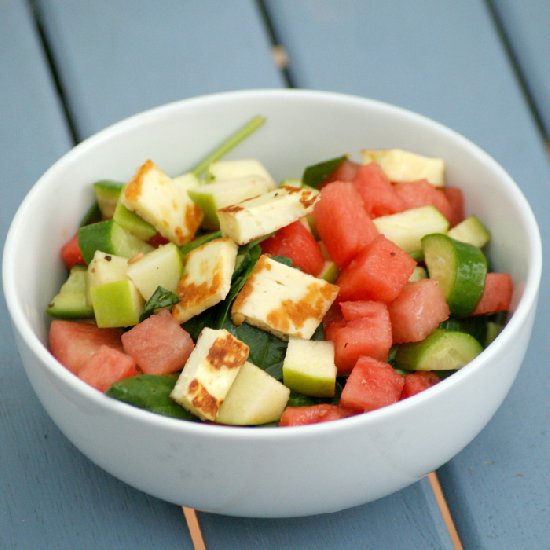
[1,1,549,548]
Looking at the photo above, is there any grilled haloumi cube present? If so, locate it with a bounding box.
[217,185,319,245]
[122,160,203,245]
[172,238,238,323]
[170,328,249,420]
[360,149,445,187]
[231,254,339,339]
[207,159,276,189]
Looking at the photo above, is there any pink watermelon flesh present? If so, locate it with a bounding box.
[78,345,137,392]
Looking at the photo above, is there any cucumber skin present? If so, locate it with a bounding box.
[395,328,483,371]
[423,234,487,318]
[47,266,94,319]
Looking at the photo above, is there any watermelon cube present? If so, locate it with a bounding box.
[260,220,324,276]
[49,320,123,374]
[388,280,450,343]
[78,345,137,392]
[279,404,355,426]
[472,272,513,316]
[340,356,404,412]
[313,181,378,267]
[328,302,392,374]
[321,159,360,186]
[340,300,388,321]
[394,180,453,223]
[121,310,194,375]
[336,235,416,303]
[352,163,405,217]
[400,371,440,399]
[442,186,465,227]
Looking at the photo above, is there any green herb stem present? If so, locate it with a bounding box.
[190,115,266,178]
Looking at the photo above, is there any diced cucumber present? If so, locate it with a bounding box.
[486,321,504,346]
[374,205,449,257]
[47,266,94,319]
[78,220,153,264]
[79,201,102,227]
[93,180,123,218]
[447,215,490,248]
[422,233,487,318]
[439,316,490,345]
[395,328,483,371]
[113,201,157,241]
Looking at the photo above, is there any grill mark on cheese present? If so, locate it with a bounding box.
[207,334,249,370]
[231,255,270,325]
[176,267,223,309]
[188,378,219,419]
[183,203,203,243]
[219,204,243,213]
[124,159,154,202]
[266,281,338,332]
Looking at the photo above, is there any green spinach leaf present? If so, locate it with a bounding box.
[106,374,198,420]
[179,230,222,259]
[139,286,179,322]
[302,155,348,188]
[270,255,294,267]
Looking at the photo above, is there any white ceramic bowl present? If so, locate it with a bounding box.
[3,90,542,517]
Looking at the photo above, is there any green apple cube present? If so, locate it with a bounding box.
[188,176,273,229]
[127,243,183,301]
[47,266,94,319]
[216,362,290,425]
[91,279,143,328]
[282,338,337,397]
[447,215,491,248]
[172,172,201,190]
[207,159,275,188]
[113,200,157,241]
[373,205,449,256]
[88,250,129,302]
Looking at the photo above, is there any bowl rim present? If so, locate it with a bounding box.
[2,88,543,440]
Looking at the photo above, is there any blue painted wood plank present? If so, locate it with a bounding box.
[266,1,550,548]
[492,0,550,137]
[36,0,284,139]
[198,478,453,549]
[0,1,192,548]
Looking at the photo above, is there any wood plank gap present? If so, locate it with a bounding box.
[182,507,206,550]
[427,472,463,550]
[486,0,548,141]
[256,0,294,87]
[28,0,79,144]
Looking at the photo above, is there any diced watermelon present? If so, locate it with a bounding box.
[442,186,465,227]
[261,220,324,276]
[352,163,405,217]
[323,319,347,343]
[278,404,355,426]
[78,345,137,392]
[340,356,404,412]
[472,272,513,315]
[121,310,194,374]
[321,159,360,185]
[388,280,450,343]
[400,371,440,399]
[394,180,453,222]
[313,181,378,267]
[323,303,344,328]
[60,234,86,268]
[148,233,170,247]
[328,301,392,374]
[49,320,123,374]
[340,300,388,321]
[336,235,416,302]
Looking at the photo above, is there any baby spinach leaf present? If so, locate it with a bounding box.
[106,374,198,420]
[179,230,222,259]
[302,155,348,188]
[139,286,179,322]
[222,319,288,380]
[270,255,294,267]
